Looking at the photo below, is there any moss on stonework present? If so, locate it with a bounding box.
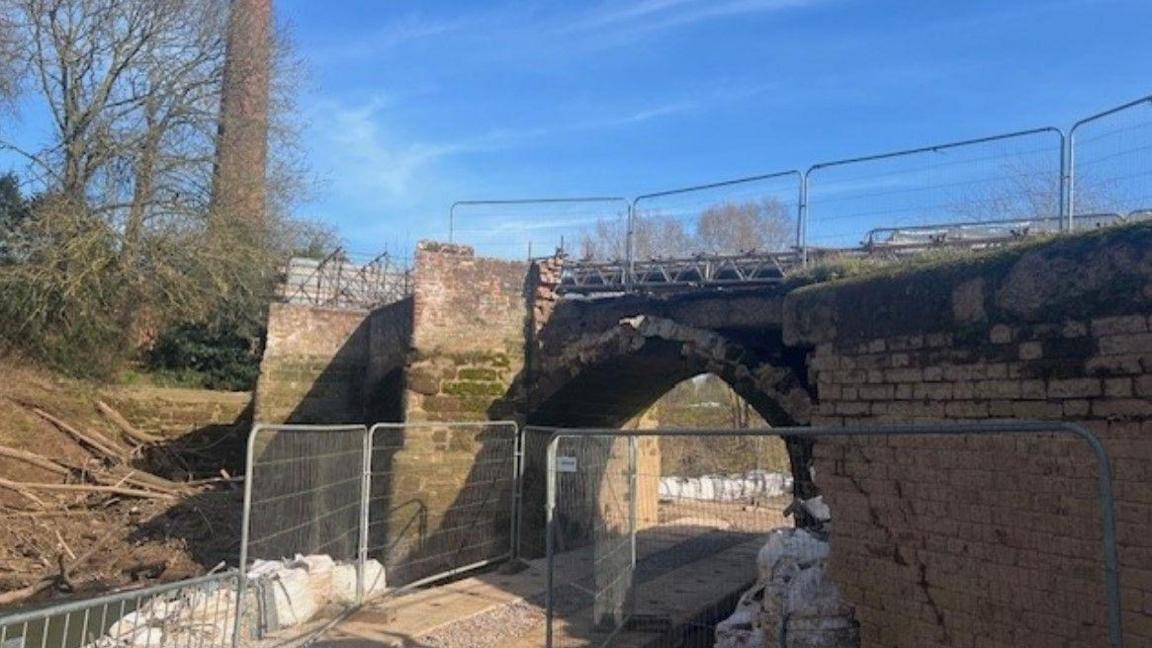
[788,221,1152,344]
[789,221,1152,293]
[457,367,500,381]
[442,380,506,397]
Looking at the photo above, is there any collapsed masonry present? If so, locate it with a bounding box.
[716,512,859,648]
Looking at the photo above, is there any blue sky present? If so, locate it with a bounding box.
[5,0,1152,257]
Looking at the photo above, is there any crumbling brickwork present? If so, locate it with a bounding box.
[785,225,1152,647]
[406,242,528,422]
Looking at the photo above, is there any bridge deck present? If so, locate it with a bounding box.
[316,503,785,647]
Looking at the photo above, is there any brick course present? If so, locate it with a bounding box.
[786,225,1152,647]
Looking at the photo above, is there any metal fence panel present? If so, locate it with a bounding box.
[803,128,1065,252]
[237,423,370,645]
[0,571,240,648]
[1069,95,1152,224]
[367,421,520,590]
[278,249,412,310]
[450,198,631,261]
[536,422,1121,648]
[630,171,802,261]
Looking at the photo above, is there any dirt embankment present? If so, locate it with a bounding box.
[0,362,251,608]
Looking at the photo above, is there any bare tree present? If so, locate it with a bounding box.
[0,4,19,104]
[697,198,794,254]
[579,197,795,261]
[0,0,320,374]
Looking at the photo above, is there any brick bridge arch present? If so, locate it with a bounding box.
[527,313,813,429]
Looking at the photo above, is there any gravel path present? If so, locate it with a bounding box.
[416,601,545,648]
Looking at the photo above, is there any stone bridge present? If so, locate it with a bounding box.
[254,225,1152,647]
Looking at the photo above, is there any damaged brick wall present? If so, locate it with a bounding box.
[406,242,528,422]
[784,224,1152,647]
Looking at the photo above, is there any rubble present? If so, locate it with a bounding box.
[716,528,859,648]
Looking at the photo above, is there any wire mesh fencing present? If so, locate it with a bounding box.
[237,424,369,644]
[535,422,1122,648]
[1069,94,1152,223]
[0,571,240,648]
[803,128,1065,252]
[630,171,802,259]
[538,428,793,648]
[450,198,632,261]
[439,93,1152,293]
[277,249,412,310]
[366,422,521,590]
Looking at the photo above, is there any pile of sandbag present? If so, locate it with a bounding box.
[86,555,387,647]
[659,470,793,502]
[245,554,387,634]
[715,528,859,648]
[86,581,239,648]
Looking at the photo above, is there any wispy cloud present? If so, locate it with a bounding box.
[566,0,824,42]
[309,13,470,63]
[316,0,826,63]
[308,78,778,201]
[310,97,464,197]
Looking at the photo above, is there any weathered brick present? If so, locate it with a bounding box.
[885,368,923,383]
[1063,399,1090,417]
[1011,400,1064,419]
[1062,320,1088,338]
[1136,375,1152,398]
[989,324,1013,344]
[1019,341,1044,360]
[1093,399,1152,418]
[945,400,989,418]
[1091,315,1149,337]
[1046,378,1102,398]
[859,384,895,400]
[1105,378,1134,398]
[1099,333,1152,355]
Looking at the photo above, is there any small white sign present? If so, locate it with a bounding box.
[556,456,578,473]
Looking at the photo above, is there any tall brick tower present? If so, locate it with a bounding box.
[211,0,272,230]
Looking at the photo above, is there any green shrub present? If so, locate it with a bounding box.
[147,324,260,391]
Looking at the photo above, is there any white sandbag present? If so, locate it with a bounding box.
[757,528,828,582]
[269,567,319,627]
[799,496,831,523]
[782,566,859,648]
[330,560,387,605]
[292,554,336,603]
[715,581,767,648]
[246,558,283,580]
[660,471,792,503]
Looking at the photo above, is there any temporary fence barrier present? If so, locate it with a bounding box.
[0,571,240,648]
[450,93,1152,284]
[449,198,632,261]
[1069,94,1152,220]
[532,421,1122,648]
[232,421,521,645]
[366,421,521,589]
[802,128,1065,254]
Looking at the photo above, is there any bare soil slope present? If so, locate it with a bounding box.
[0,362,250,608]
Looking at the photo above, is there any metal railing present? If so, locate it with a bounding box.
[451,92,1152,293]
[0,571,241,648]
[236,423,369,646]
[449,198,631,260]
[532,421,1122,648]
[802,127,1065,254]
[233,421,521,645]
[277,248,412,310]
[366,422,521,589]
[1069,95,1152,218]
[0,420,525,648]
